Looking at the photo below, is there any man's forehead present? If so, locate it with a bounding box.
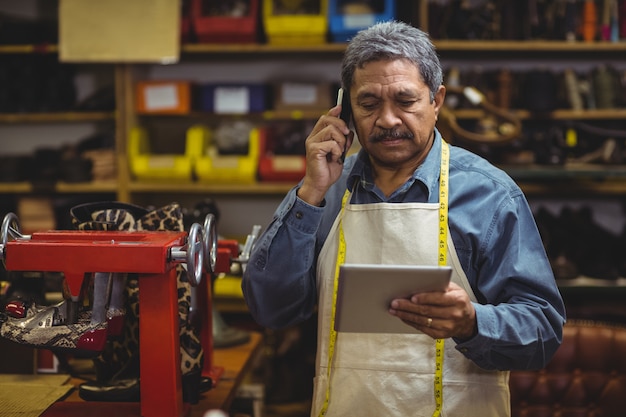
[353,61,425,95]
[354,59,422,82]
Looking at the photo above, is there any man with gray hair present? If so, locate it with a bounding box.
[243,20,565,416]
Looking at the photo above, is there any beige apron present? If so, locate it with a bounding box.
[312,190,510,416]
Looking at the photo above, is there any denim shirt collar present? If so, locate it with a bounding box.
[346,129,443,202]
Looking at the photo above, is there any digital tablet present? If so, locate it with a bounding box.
[334,264,452,334]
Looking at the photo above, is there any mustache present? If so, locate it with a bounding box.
[369,128,414,143]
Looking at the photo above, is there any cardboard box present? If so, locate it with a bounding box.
[59,0,179,63]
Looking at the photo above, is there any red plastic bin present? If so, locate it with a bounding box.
[191,0,259,43]
[258,126,306,182]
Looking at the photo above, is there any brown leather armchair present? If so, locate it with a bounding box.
[510,320,626,417]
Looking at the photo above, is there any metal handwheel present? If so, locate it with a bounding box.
[185,223,205,286]
[170,222,204,287]
[203,213,218,274]
[1,212,24,267]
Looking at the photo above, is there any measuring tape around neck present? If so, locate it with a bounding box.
[320,141,451,417]
[433,140,450,417]
[318,190,349,417]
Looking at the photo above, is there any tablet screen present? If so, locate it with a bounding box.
[334,264,452,333]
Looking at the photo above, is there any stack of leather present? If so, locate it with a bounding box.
[16,197,55,234]
[83,149,116,181]
[60,132,116,183]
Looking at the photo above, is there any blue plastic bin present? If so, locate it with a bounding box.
[328,0,395,42]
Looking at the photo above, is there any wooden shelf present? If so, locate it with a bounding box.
[557,277,626,288]
[0,180,295,196]
[5,40,621,56]
[453,108,626,120]
[0,44,58,54]
[138,108,626,124]
[503,164,626,180]
[182,42,347,55]
[55,181,118,193]
[138,109,326,121]
[0,181,118,194]
[6,174,626,198]
[433,40,626,52]
[0,112,115,123]
[128,181,294,195]
[0,182,31,193]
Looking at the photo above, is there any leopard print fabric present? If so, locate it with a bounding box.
[72,202,203,383]
[0,304,106,352]
[136,204,203,377]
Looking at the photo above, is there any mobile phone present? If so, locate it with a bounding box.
[337,87,352,127]
[336,88,352,162]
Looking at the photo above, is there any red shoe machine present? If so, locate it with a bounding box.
[0,212,248,417]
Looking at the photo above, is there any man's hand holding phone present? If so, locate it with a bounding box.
[298,88,354,206]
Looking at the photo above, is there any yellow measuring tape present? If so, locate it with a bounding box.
[320,141,450,417]
[319,190,349,417]
[433,140,450,417]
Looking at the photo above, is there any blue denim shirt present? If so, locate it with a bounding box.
[242,129,566,371]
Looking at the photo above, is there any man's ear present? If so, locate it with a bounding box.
[433,85,446,117]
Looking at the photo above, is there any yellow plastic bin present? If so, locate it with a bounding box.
[127,126,197,181]
[189,125,260,184]
[214,274,245,299]
[263,0,329,45]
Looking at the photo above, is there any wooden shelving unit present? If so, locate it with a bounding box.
[2,39,625,198]
[1,4,625,203]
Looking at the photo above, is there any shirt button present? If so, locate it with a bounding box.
[295,211,303,219]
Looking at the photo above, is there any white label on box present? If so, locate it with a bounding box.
[272,156,305,172]
[148,156,176,169]
[215,87,250,114]
[212,156,240,169]
[144,84,179,110]
[282,83,317,105]
[343,15,375,29]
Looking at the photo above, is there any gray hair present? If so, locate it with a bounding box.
[340,21,443,102]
